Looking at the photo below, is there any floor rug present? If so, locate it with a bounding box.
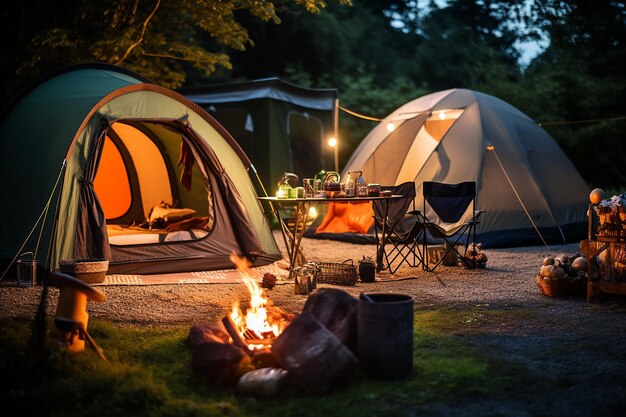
[94,262,289,286]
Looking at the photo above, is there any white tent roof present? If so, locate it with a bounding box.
[342,88,589,247]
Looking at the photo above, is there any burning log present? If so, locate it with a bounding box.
[229,253,291,346]
[222,315,279,368]
[271,312,358,394]
[222,316,251,352]
[302,288,358,353]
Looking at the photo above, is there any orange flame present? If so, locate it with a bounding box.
[229,253,288,350]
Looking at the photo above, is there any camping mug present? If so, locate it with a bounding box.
[368,184,381,197]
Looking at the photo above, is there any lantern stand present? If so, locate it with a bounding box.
[50,271,108,361]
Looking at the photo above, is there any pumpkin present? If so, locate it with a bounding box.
[572,256,589,272]
[589,188,605,205]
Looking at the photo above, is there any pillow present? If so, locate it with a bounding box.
[148,202,197,225]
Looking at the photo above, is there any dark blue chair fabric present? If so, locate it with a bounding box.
[372,182,424,273]
[422,181,481,271]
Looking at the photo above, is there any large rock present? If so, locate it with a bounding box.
[238,367,289,398]
[301,288,358,352]
[191,342,253,385]
[187,322,230,348]
[271,312,358,394]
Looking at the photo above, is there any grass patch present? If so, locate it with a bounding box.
[0,309,534,417]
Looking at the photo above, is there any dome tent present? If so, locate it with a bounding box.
[308,88,589,248]
[0,64,280,276]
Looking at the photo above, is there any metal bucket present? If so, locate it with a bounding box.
[16,252,37,287]
[357,293,414,379]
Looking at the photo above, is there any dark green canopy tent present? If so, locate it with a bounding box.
[179,78,338,194]
[0,64,281,277]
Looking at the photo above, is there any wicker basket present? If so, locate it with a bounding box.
[315,260,358,286]
[535,274,580,297]
[59,259,109,284]
[536,274,558,297]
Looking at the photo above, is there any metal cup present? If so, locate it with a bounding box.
[314,179,323,197]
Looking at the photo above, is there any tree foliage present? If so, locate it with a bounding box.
[517,0,626,187]
[0,0,350,111]
[2,0,625,187]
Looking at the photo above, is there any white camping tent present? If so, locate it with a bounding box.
[311,88,590,247]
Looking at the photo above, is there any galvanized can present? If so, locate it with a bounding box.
[16,252,37,287]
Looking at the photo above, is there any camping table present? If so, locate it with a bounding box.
[258,195,404,286]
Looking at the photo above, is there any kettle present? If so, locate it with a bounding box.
[276,172,298,198]
[277,172,299,188]
[322,171,341,198]
[323,171,340,185]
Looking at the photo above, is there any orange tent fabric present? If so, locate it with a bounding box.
[315,202,374,234]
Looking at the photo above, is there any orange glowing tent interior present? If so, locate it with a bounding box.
[315,202,374,234]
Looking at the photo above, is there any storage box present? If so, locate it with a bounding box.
[427,244,459,266]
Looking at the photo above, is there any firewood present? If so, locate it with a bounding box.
[221,316,250,352]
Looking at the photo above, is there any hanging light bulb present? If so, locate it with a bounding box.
[308,206,318,218]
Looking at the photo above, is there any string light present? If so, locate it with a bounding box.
[538,115,626,126]
[338,105,382,121]
[338,104,626,128]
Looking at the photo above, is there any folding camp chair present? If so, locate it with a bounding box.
[420,181,484,271]
[373,182,424,274]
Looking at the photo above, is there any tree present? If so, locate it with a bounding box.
[519,0,626,188]
[215,0,422,87]
[409,0,522,91]
[0,0,351,112]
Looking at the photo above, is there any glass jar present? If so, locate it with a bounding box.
[356,176,368,197]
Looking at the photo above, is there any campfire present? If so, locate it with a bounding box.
[187,255,390,396]
[225,254,290,351]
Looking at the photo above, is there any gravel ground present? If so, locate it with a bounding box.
[1,231,626,416]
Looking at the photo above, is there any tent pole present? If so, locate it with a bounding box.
[333,98,339,172]
[490,148,551,250]
[250,164,269,197]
